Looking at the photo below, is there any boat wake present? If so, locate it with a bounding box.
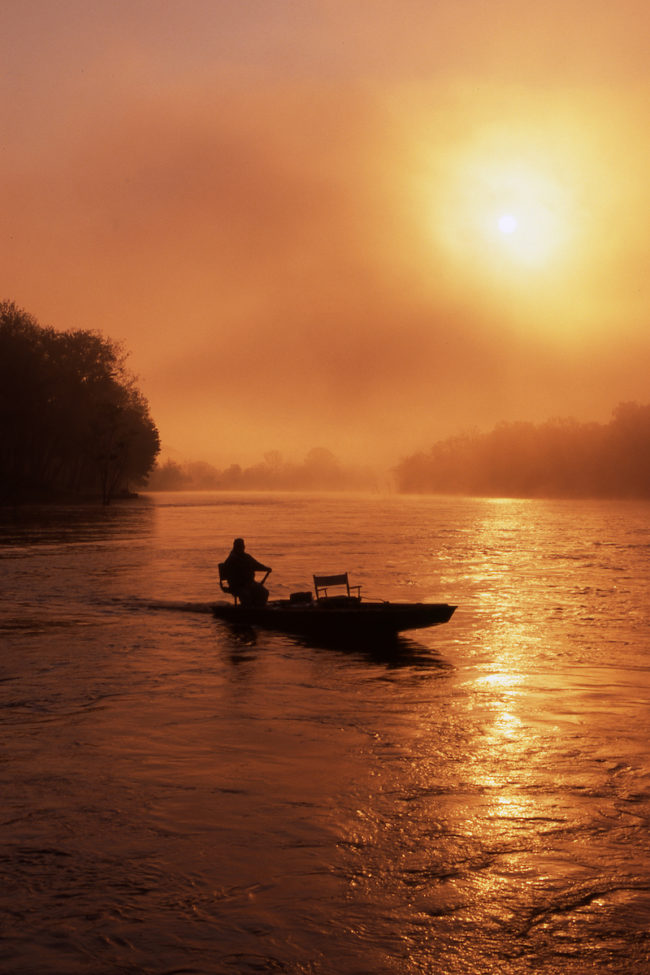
[119,597,216,615]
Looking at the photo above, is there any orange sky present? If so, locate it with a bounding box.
[3,1,649,468]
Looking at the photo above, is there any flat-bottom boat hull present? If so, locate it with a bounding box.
[212,599,456,639]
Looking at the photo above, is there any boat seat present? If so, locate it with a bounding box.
[313,572,361,602]
[218,562,239,604]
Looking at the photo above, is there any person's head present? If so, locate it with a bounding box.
[233,537,245,552]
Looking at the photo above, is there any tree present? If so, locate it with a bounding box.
[147,459,191,491]
[0,301,160,503]
[394,405,650,499]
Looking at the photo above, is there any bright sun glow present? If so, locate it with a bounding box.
[431,126,583,283]
[471,161,571,268]
[418,104,644,339]
[498,214,518,234]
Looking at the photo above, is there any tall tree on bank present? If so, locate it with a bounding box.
[0,301,160,504]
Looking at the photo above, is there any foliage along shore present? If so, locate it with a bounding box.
[0,301,160,505]
[148,401,650,500]
[4,301,650,505]
[149,405,650,499]
[394,404,650,499]
[147,449,380,493]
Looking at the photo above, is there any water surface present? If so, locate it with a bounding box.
[1,492,649,973]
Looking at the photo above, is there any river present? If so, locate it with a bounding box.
[1,491,649,974]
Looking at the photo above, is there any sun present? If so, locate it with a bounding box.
[480,164,572,269]
[431,127,578,279]
[498,214,518,235]
[414,100,641,338]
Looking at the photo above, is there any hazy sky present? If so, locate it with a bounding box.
[3,0,649,467]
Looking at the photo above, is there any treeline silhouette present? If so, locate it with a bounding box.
[0,301,160,504]
[148,448,378,492]
[395,404,650,498]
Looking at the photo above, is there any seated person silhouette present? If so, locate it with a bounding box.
[222,538,272,606]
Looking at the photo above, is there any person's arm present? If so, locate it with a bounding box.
[251,557,271,573]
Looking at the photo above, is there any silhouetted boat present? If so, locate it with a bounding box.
[212,597,456,640]
[213,569,456,641]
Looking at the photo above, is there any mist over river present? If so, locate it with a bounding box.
[1,491,650,974]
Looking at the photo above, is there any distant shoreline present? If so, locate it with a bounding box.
[0,489,144,507]
[4,486,650,507]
